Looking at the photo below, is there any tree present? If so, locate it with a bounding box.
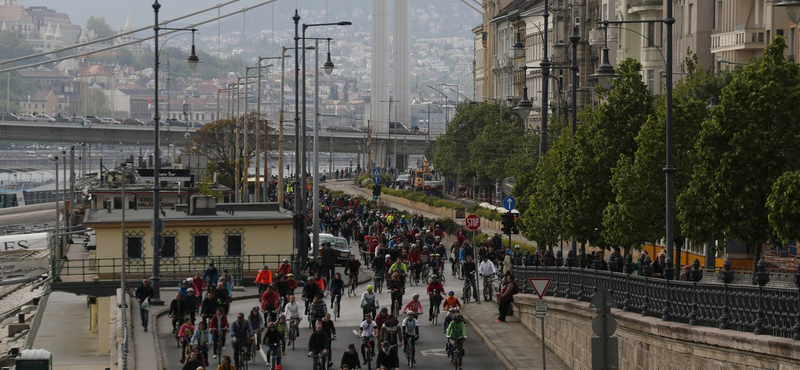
[0,30,36,61]
[82,88,111,117]
[678,37,800,266]
[86,17,114,38]
[603,57,729,254]
[561,59,654,248]
[519,132,569,248]
[767,171,800,245]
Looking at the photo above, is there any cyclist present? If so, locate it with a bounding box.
[407,245,421,282]
[462,255,478,302]
[255,264,274,298]
[203,262,219,287]
[248,306,264,347]
[321,313,337,367]
[230,312,254,369]
[302,277,322,314]
[376,340,400,370]
[375,307,390,331]
[329,272,345,316]
[309,322,330,368]
[426,275,445,321]
[442,307,457,334]
[275,314,289,355]
[208,308,229,359]
[285,273,299,296]
[344,254,361,290]
[402,293,424,318]
[261,284,280,323]
[378,314,400,354]
[387,273,404,316]
[276,258,292,276]
[309,293,328,329]
[183,288,198,323]
[213,281,230,315]
[177,316,195,364]
[360,285,380,319]
[263,322,284,370]
[358,314,378,365]
[200,292,216,324]
[282,295,302,346]
[445,313,467,359]
[340,343,362,370]
[443,291,461,312]
[388,257,408,286]
[420,246,431,268]
[435,241,447,263]
[169,292,186,333]
[401,311,419,365]
[189,320,212,366]
[479,256,498,302]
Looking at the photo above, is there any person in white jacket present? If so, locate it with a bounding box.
[283,294,302,342]
[360,285,380,319]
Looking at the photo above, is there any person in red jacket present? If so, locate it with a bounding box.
[426,275,445,321]
[261,285,280,323]
[407,245,422,282]
[192,273,204,303]
[208,308,229,358]
[276,259,292,276]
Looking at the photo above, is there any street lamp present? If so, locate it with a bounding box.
[591,24,616,90]
[151,0,200,305]
[776,0,800,24]
[324,40,335,75]
[48,155,59,281]
[512,17,525,59]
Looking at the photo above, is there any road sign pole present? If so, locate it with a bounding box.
[473,229,480,305]
[541,316,547,370]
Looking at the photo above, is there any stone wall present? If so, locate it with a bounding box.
[513,294,800,370]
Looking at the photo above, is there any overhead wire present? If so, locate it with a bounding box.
[0,0,281,75]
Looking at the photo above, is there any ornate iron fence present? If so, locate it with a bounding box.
[512,259,800,340]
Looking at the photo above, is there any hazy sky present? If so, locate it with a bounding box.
[18,0,373,32]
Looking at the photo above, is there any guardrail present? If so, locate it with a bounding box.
[512,259,800,340]
[58,254,295,286]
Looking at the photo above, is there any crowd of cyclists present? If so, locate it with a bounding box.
[136,190,526,370]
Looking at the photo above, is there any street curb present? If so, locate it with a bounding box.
[154,292,262,370]
[462,302,517,370]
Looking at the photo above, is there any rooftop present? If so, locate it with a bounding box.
[84,202,292,224]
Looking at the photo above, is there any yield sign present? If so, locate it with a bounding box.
[528,278,551,299]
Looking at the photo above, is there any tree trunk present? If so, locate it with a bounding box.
[750,243,762,285]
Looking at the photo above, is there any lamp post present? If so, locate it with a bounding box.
[301,19,350,261]
[243,65,260,203]
[568,25,580,264]
[151,0,199,304]
[594,10,677,295]
[255,58,280,202]
[48,155,59,280]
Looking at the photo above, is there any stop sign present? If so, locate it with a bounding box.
[465,214,481,231]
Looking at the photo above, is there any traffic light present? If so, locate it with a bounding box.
[372,185,382,200]
[501,212,515,235]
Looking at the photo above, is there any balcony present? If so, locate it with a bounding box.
[628,0,662,14]
[711,26,765,53]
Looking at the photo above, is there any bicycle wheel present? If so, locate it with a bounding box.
[250,341,257,365]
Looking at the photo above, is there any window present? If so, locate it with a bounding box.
[224,228,245,257]
[647,70,655,92]
[791,27,796,62]
[603,4,608,21]
[688,4,694,35]
[646,23,656,47]
[162,236,176,258]
[127,237,143,259]
[193,235,209,257]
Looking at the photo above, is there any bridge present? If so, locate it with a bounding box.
[0,121,434,157]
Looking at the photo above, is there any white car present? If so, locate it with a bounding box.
[34,114,56,122]
[100,118,120,124]
[18,113,36,121]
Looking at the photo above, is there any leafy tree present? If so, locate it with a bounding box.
[767,171,800,245]
[678,37,800,266]
[82,88,111,117]
[561,59,654,248]
[86,16,114,38]
[0,30,36,61]
[603,57,729,254]
[519,132,569,248]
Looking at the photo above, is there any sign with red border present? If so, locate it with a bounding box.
[528,278,552,299]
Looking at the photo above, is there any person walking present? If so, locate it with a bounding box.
[135,279,154,331]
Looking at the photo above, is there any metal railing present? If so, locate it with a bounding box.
[58,254,295,286]
[512,260,800,340]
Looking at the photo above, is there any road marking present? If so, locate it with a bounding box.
[420,348,447,357]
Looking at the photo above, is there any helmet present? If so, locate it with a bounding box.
[435,236,441,240]
[453,314,463,322]
[282,258,289,262]
[412,293,420,299]
[287,273,294,277]
[279,314,286,319]
[431,275,439,281]
[514,245,520,250]
[366,285,374,291]
[448,291,455,296]
[411,244,417,249]
[268,322,276,328]
[263,265,269,270]
[308,277,315,282]
[252,306,260,312]
[423,246,429,250]
[385,254,391,259]
[187,288,194,293]
[406,311,414,316]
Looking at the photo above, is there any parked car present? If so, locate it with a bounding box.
[0,112,19,121]
[389,121,413,135]
[100,118,120,124]
[166,118,187,127]
[122,118,145,126]
[68,116,84,124]
[18,114,35,121]
[190,121,205,128]
[33,114,56,122]
[85,115,102,124]
[308,233,351,266]
[53,114,70,123]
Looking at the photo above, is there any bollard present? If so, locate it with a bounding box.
[32,297,40,306]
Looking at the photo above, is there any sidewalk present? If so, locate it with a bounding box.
[462,301,568,370]
[33,292,110,370]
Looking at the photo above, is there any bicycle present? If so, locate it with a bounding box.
[311,350,328,370]
[348,274,358,297]
[392,299,401,318]
[451,259,460,278]
[374,271,384,294]
[462,277,473,304]
[430,297,441,326]
[483,273,495,302]
[450,337,465,370]
[267,344,279,369]
[248,337,258,366]
[235,340,250,370]
[405,335,417,368]
[360,334,375,370]
[287,317,300,351]
[420,264,430,283]
[409,264,418,286]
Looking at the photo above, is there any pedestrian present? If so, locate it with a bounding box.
[135,279,154,331]
[496,275,519,322]
[322,242,338,281]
